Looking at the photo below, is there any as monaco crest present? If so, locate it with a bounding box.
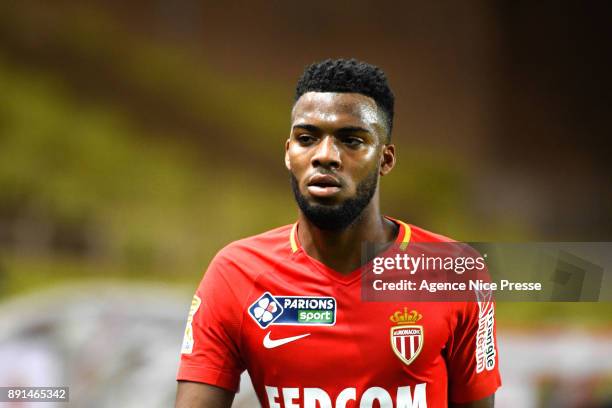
[389,308,424,366]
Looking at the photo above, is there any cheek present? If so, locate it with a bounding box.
[286,147,309,174]
[362,149,379,165]
[353,150,380,176]
[342,153,379,193]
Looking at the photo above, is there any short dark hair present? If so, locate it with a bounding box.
[295,58,395,140]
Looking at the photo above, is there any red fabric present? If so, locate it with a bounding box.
[177,220,501,407]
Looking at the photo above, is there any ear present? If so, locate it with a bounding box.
[379,144,396,176]
[284,138,291,171]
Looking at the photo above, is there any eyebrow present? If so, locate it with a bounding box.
[292,124,320,132]
[292,124,371,134]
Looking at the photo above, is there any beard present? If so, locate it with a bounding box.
[290,168,379,231]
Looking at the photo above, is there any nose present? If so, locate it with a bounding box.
[311,136,341,170]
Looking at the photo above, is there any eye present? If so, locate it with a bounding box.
[297,134,316,145]
[343,137,364,147]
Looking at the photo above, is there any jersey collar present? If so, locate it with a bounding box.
[289,216,411,254]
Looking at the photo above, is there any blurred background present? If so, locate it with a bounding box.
[0,1,611,407]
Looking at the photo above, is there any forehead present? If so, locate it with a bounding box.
[291,92,383,131]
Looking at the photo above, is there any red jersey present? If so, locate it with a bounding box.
[178,218,501,407]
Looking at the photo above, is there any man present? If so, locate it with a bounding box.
[176,59,501,407]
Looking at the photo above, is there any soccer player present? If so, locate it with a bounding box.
[176,59,501,407]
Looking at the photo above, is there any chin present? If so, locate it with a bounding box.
[305,193,344,206]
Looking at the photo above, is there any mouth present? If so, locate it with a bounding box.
[307,174,342,198]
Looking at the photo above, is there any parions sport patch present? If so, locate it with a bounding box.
[248,292,336,329]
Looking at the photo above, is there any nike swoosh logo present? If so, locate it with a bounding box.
[263,332,310,349]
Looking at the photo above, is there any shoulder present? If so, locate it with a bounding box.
[407,223,456,243]
[197,223,295,302]
[214,223,295,261]
[204,223,294,282]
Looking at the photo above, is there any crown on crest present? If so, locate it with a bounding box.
[389,307,422,324]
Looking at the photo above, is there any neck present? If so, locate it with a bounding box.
[297,199,398,274]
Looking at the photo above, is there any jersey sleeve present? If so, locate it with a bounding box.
[177,250,245,392]
[445,297,502,403]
